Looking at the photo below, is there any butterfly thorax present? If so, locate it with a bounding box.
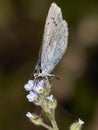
[34,67,55,79]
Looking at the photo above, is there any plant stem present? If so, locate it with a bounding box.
[41,122,54,130]
[51,109,59,130]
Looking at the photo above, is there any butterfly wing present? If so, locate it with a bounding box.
[41,3,68,73]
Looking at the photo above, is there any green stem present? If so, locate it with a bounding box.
[51,109,59,130]
[41,122,54,130]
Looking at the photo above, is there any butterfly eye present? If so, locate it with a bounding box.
[39,69,42,73]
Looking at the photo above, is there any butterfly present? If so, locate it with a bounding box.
[33,3,68,80]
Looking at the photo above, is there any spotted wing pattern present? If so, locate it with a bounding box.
[41,3,68,73]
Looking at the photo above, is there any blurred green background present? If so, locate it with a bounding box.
[0,0,98,130]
